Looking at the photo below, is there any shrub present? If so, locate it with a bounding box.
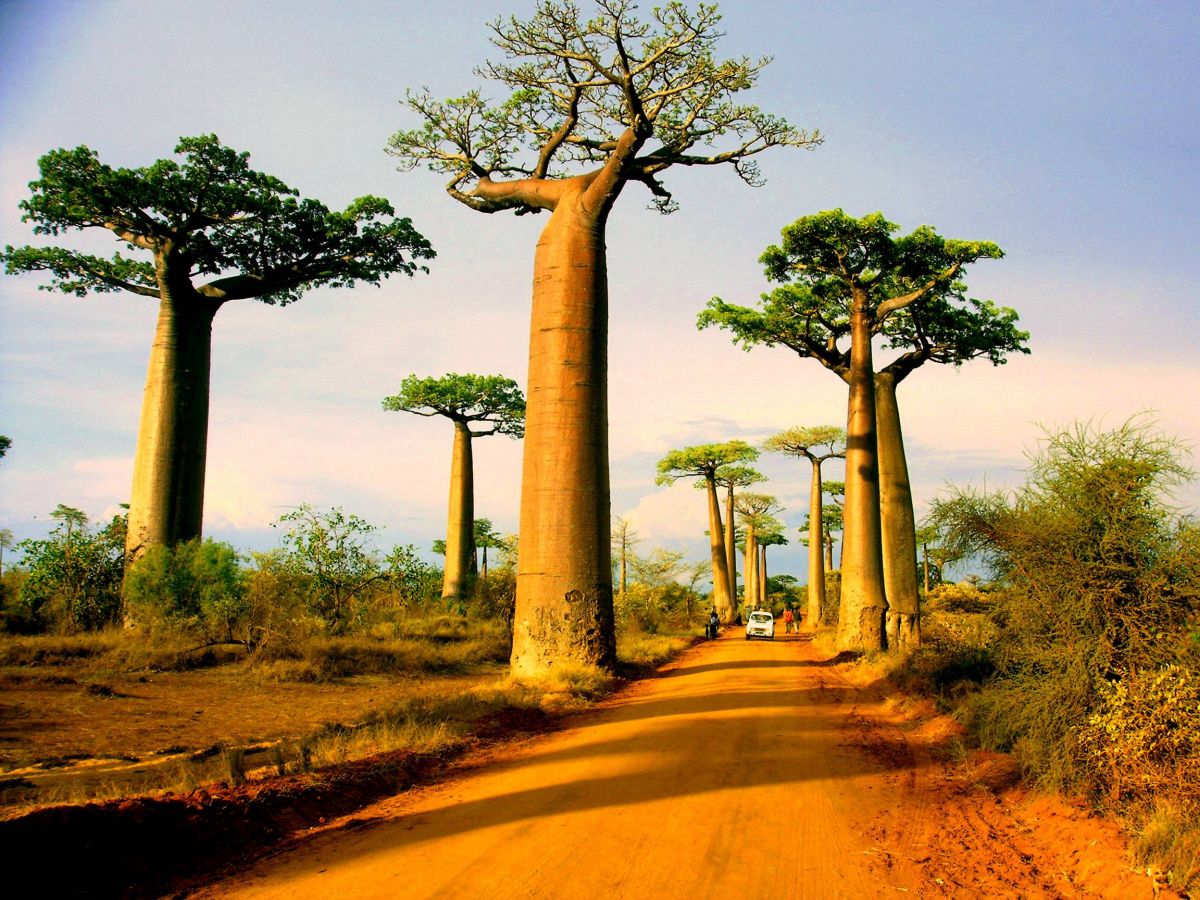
[929,419,1199,788]
[124,539,248,641]
[1078,665,1200,808]
[16,508,126,632]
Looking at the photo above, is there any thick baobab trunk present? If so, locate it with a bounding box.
[511,186,616,675]
[759,543,768,608]
[743,525,758,612]
[443,420,475,604]
[837,288,887,652]
[125,290,216,562]
[724,484,738,613]
[805,460,826,630]
[706,477,734,623]
[876,373,921,650]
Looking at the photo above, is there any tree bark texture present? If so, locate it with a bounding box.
[443,420,475,604]
[806,461,826,630]
[724,485,738,611]
[837,288,887,652]
[125,291,216,561]
[511,186,616,675]
[875,373,921,650]
[759,544,768,608]
[743,525,758,612]
[706,477,734,623]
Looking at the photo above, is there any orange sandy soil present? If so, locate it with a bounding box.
[0,660,503,811]
[181,633,1171,900]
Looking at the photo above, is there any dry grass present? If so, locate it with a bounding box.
[0,620,698,814]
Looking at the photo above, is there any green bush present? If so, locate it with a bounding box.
[16,508,126,632]
[928,419,1200,890]
[124,538,248,640]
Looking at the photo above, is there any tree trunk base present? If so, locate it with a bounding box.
[837,605,885,653]
[510,585,616,678]
[886,611,921,651]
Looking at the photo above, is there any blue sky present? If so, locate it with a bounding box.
[1,0,1197,581]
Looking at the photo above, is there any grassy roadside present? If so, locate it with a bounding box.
[0,622,700,816]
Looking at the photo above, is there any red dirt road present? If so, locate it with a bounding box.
[197,632,1154,899]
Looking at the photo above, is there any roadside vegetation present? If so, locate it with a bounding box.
[890,419,1200,892]
[0,504,706,816]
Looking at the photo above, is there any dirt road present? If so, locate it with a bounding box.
[197,632,1152,899]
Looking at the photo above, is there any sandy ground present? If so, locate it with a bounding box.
[193,631,1159,899]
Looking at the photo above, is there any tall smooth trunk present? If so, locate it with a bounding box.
[706,477,734,623]
[876,373,921,650]
[743,525,758,612]
[443,420,474,604]
[511,188,616,675]
[837,288,887,652]
[619,544,627,597]
[806,460,826,629]
[825,531,834,571]
[125,291,216,561]
[759,543,768,608]
[724,485,737,610]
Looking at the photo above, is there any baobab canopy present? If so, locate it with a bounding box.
[387,0,821,215]
[2,134,435,560]
[4,135,434,304]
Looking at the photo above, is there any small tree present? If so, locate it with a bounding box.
[383,373,524,605]
[18,508,126,631]
[274,505,390,633]
[3,136,434,561]
[390,1,818,677]
[656,440,757,622]
[763,425,844,629]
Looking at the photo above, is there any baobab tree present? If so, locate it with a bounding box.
[700,210,1020,651]
[474,518,504,581]
[708,463,764,611]
[734,493,781,613]
[763,426,844,629]
[2,135,434,561]
[757,527,787,609]
[0,529,13,577]
[389,1,818,675]
[383,374,524,605]
[611,516,641,599]
[656,440,757,623]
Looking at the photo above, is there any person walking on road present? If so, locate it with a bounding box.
[783,607,795,634]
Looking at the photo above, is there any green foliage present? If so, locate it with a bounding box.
[16,508,126,632]
[0,434,10,460]
[3,134,434,305]
[274,505,387,633]
[763,425,845,461]
[656,440,758,485]
[698,209,1024,383]
[382,373,525,437]
[1078,665,1200,808]
[123,539,248,641]
[927,418,1200,814]
[270,506,442,635]
[388,1,818,215]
